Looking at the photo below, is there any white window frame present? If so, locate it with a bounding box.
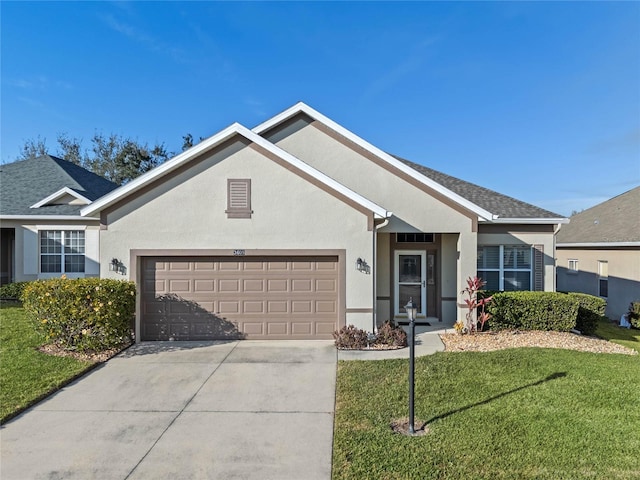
[568,259,579,274]
[477,245,533,291]
[598,260,608,298]
[39,230,86,274]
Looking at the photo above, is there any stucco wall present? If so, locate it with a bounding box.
[100,139,376,331]
[266,120,473,234]
[557,247,640,320]
[477,229,556,292]
[1,219,100,282]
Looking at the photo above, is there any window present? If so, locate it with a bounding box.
[40,230,85,273]
[396,233,434,243]
[568,259,579,273]
[477,245,532,291]
[225,179,252,218]
[598,261,608,297]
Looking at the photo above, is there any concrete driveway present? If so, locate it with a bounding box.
[1,340,337,480]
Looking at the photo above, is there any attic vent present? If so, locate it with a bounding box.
[397,233,434,243]
[225,179,252,218]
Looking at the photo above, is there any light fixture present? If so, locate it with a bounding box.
[355,257,370,274]
[404,298,417,323]
[109,258,126,275]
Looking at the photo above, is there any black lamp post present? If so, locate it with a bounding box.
[404,297,418,434]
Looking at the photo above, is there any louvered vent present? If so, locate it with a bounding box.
[226,179,252,218]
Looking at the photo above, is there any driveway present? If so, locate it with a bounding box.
[1,340,337,480]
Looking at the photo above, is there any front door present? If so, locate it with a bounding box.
[394,250,427,318]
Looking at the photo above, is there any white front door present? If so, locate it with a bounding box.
[394,250,427,317]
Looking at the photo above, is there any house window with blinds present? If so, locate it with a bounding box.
[225,179,252,218]
[477,245,534,291]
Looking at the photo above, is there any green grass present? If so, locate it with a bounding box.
[333,348,640,479]
[0,303,94,423]
[595,319,640,353]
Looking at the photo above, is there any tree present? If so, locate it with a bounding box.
[17,136,48,161]
[85,133,169,185]
[181,133,207,151]
[16,132,171,185]
[56,133,85,166]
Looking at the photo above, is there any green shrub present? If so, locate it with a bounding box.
[333,325,369,349]
[0,281,31,301]
[568,292,606,335]
[487,291,578,332]
[629,301,640,329]
[374,321,407,347]
[22,277,136,352]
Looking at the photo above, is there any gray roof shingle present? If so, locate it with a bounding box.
[393,155,563,219]
[0,155,119,216]
[556,186,640,244]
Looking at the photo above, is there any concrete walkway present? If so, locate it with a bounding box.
[1,340,337,480]
[338,323,450,361]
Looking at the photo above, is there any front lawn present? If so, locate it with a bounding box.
[596,319,640,353]
[0,303,95,423]
[333,347,640,479]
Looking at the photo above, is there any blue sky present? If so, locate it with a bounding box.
[2,1,639,216]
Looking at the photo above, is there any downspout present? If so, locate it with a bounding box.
[372,216,390,333]
[553,222,563,292]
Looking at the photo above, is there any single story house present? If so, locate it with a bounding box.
[0,155,119,285]
[556,186,640,320]
[79,103,567,341]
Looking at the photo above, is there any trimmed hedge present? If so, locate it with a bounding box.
[568,292,606,335]
[0,281,31,301]
[22,277,136,352]
[487,291,578,332]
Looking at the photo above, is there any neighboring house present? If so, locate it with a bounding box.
[0,155,119,285]
[556,186,640,320]
[80,103,568,341]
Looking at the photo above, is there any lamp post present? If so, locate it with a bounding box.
[404,297,418,434]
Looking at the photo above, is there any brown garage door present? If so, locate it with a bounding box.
[140,256,340,340]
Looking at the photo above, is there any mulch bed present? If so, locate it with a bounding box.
[37,342,133,363]
[440,330,637,355]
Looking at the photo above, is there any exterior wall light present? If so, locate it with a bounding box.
[109,258,127,275]
[356,257,370,274]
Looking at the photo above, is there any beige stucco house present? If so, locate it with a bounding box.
[81,103,567,341]
[557,186,640,320]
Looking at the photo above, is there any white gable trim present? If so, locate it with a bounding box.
[252,102,496,221]
[81,123,390,220]
[30,187,92,209]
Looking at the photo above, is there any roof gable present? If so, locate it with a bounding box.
[253,102,567,224]
[0,155,119,217]
[556,186,640,244]
[81,123,390,220]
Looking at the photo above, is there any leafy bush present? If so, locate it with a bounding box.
[568,292,606,335]
[487,291,578,332]
[629,301,640,329]
[375,321,407,347]
[22,277,136,352]
[333,325,369,349]
[0,281,31,301]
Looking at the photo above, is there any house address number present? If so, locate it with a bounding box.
[233,249,246,256]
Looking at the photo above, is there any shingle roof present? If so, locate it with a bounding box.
[393,155,563,219]
[0,155,119,216]
[556,186,640,244]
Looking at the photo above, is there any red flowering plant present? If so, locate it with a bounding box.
[461,276,493,333]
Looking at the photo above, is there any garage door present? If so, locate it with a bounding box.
[140,256,340,340]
